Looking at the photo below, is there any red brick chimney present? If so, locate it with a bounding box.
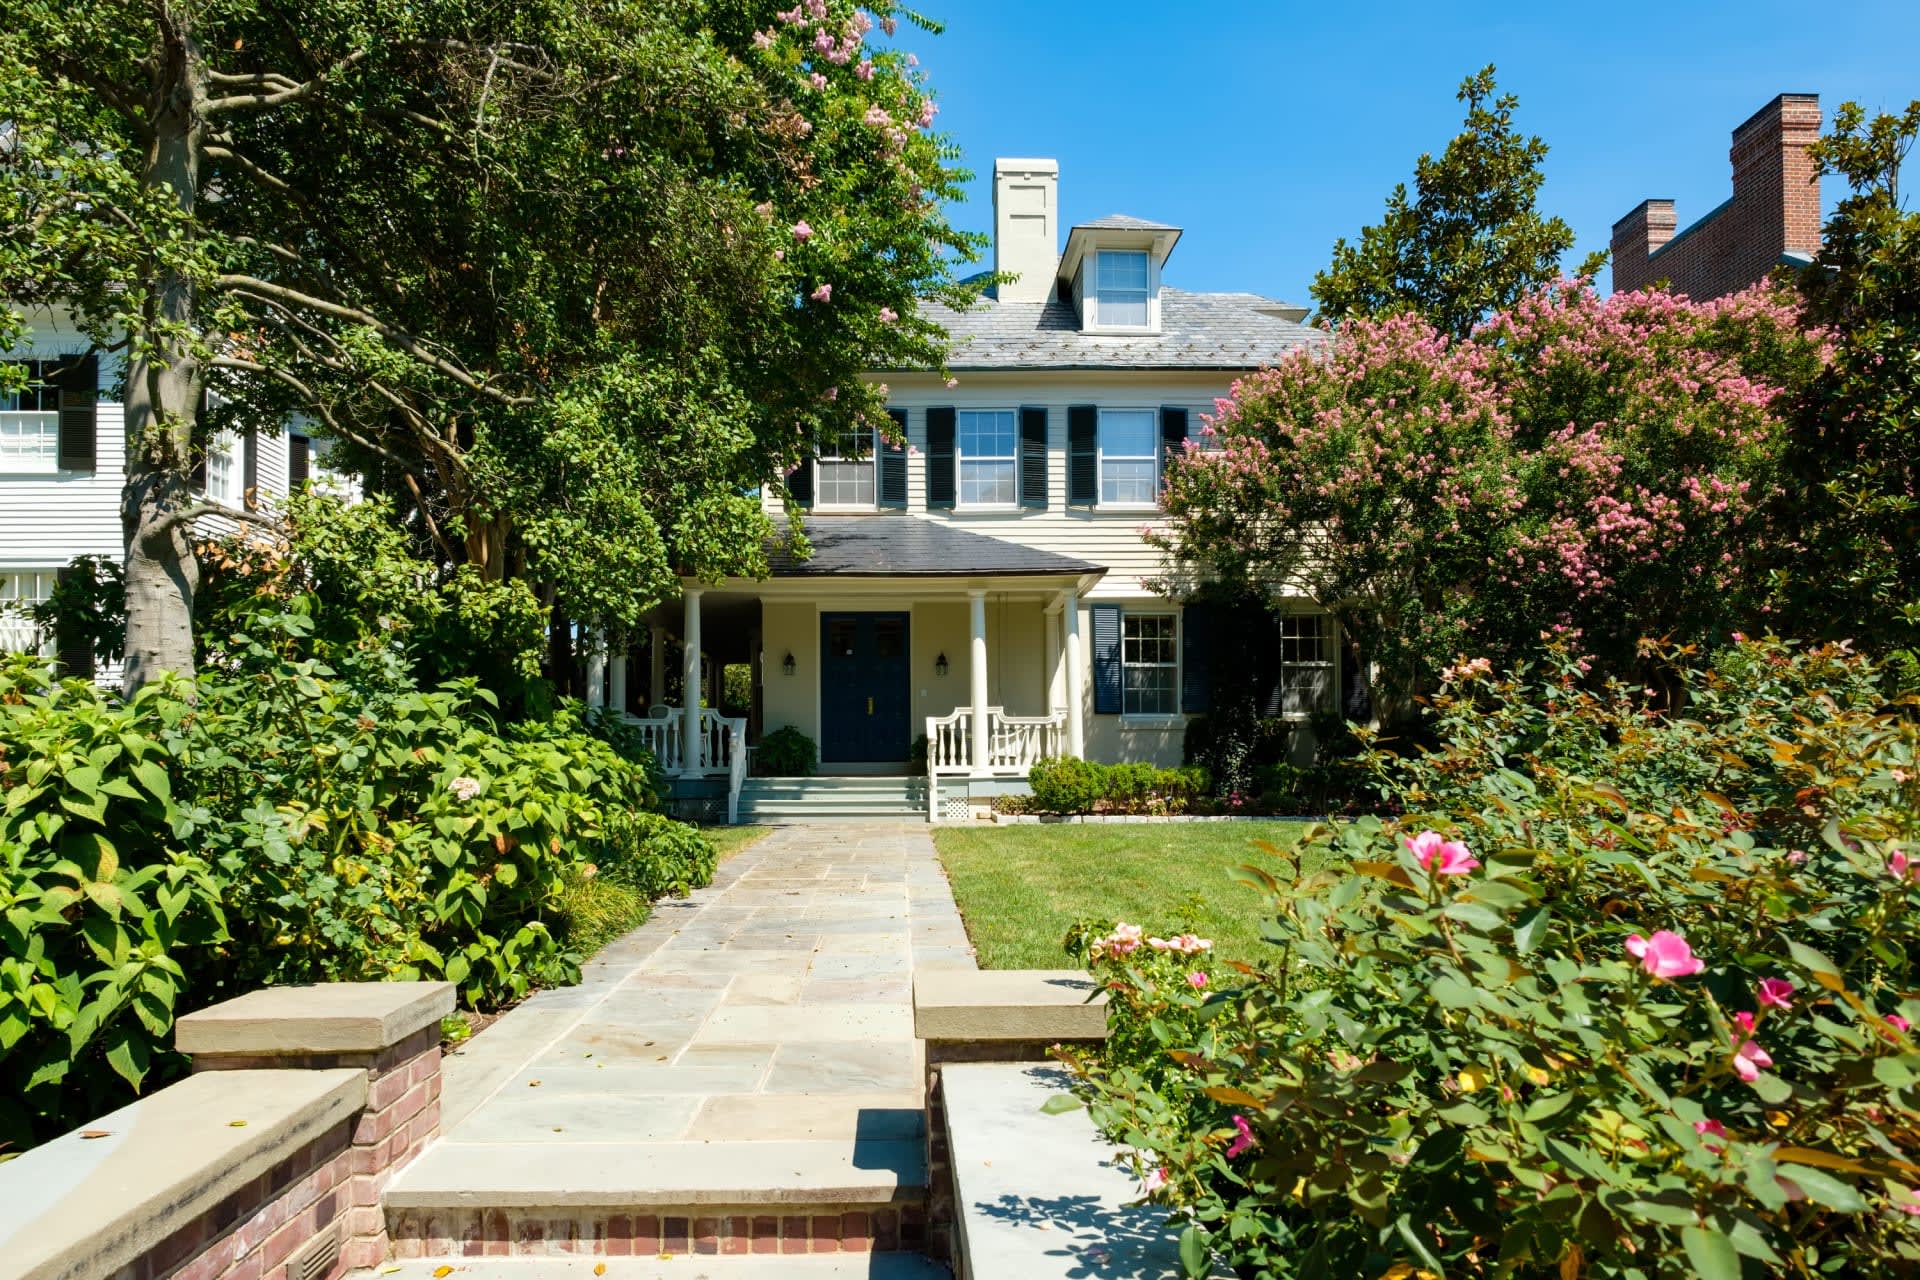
[1609,93,1822,300]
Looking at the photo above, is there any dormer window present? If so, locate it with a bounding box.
[1096,251,1150,327]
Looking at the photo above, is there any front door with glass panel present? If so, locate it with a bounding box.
[819,612,911,764]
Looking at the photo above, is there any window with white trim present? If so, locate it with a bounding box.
[1280,613,1337,716]
[0,569,56,656]
[204,429,244,504]
[0,363,59,474]
[1122,611,1178,715]
[957,409,1016,505]
[815,426,875,506]
[1096,250,1150,327]
[1099,408,1156,505]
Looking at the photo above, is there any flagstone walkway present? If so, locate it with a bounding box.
[388,822,975,1217]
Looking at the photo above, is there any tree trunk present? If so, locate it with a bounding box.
[120,13,207,692]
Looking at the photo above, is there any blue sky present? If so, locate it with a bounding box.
[906,1,1920,305]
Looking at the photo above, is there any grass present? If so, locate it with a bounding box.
[705,824,771,863]
[933,821,1315,969]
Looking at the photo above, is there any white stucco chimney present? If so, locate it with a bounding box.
[993,158,1059,303]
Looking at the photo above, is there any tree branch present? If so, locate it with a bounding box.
[216,274,535,405]
[203,48,374,114]
[152,499,283,535]
[203,144,295,195]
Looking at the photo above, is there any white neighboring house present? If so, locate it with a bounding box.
[609,158,1342,821]
[1,310,350,680]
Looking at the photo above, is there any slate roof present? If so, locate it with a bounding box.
[770,516,1105,578]
[1071,213,1181,232]
[912,286,1325,371]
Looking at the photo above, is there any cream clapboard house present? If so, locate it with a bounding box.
[1,311,339,680]
[617,159,1337,821]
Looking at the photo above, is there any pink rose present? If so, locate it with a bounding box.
[1757,978,1795,1010]
[1403,830,1478,876]
[1187,971,1208,990]
[1733,1038,1773,1083]
[1694,1118,1728,1153]
[1225,1114,1256,1159]
[1624,930,1705,980]
[1142,1166,1168,1193]
[810,283,833,303]
[1889,1014,1912,1033]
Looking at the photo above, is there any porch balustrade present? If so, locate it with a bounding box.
[622,705,747,806]
[925,706,1067,778]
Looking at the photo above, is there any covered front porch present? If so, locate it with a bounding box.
[593,518,1107,822]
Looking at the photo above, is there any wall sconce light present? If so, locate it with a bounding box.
[782,651,797,677]
[934,652,949,678]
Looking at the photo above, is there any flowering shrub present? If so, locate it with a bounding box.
[1154,282,1829,723]
[1064,639,1919,1277]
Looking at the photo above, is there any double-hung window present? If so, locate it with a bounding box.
[1098,408,1157,505]
[0,363,59,474]
[1096,250,1150,327]
[816,426,876,507]
[0,569,56,656]
[1121,611,1178,715]
[957,409,1016,505]
[204,429,244,505]
[1280,613,1337,715]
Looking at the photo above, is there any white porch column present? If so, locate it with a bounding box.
[608,644,628,716]
[584,628,606,709]
[681,588,703,775]
[649,624,667,708]
[1062,588,1085,759]
[969,588,989,773]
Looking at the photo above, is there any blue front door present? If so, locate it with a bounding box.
[820,612,911,764]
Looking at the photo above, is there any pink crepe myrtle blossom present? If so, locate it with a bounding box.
[1757,978,1795,1010]
[810,283,833,303]
[808,72,829,90]
[1787,849,1809,865]
[1403,830,1479,876]
[1187,971,1208,990]
[752,29,776,49]
[1624,930,1705,980]
[1733,1037,1773,1083]
[918,98,938,128]
[863,105,892,128]
[944,377,959,389]
[878,306,898,323]
[880,15,896,34]
[790,220,814,243]
[1226,1114,1257,1158]
[855,59,875,80]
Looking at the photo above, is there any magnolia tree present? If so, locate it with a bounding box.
[1154,283,1826,723]
[0,0,977,688]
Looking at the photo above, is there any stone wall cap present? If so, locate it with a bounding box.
[914,969,1108,1042]
[0,1068,364,1280]
[176,980,456,1056]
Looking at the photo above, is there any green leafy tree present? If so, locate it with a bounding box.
[0,0,979,689]
[1312,66,1605,339]
[1783,99,1920,656]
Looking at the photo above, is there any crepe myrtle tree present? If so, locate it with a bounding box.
[0,0,980,689]
[1153,282,1824,725]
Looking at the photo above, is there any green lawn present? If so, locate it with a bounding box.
[706,824,771,863]
[933,821,1315,969]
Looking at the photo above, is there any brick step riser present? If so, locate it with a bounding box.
[386,1202,927,1260]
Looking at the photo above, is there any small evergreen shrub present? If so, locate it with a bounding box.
[755,725,818,776]
[1029,757,1107,813]
[1027,758,1210,815]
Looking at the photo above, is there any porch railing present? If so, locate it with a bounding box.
[621,707,749,821]
[924,706,1068,820]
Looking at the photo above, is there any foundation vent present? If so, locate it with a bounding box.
[289,1226,341,1280]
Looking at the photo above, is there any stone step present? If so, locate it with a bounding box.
[366,1257,950,1278]
[737,804,928,820]
[740,781,926,796]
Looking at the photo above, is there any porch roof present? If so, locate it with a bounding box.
[769,516,1105,579]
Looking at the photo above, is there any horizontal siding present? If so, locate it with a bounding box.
[768,370,1246,599]
[0,327,127,568]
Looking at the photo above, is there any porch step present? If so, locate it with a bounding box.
[737,776,929,823]
[366,1258,949,1278]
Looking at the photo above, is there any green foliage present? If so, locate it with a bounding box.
[756,725,818,777]
[1312,66,1606,338]
[1067,639,1920,1278]
[1027,757,1208,815]
[1782,99,1920,653]
[0,618,714,1152]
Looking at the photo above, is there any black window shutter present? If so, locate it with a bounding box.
[926,406,956,509]
[1159,407,1189,494]
[289,435,311,488]
[786,456,813,509]
[1018,406,1048,509]
[242,424,259,507]
[1092,604,1123,714]
[1067,404,1098,505]
[53,565,95,683]
[879,409,908,508]
[54,355,97,473]
[1181,602,1211,713]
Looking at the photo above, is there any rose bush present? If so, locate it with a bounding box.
[1063,639,1919,1277]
